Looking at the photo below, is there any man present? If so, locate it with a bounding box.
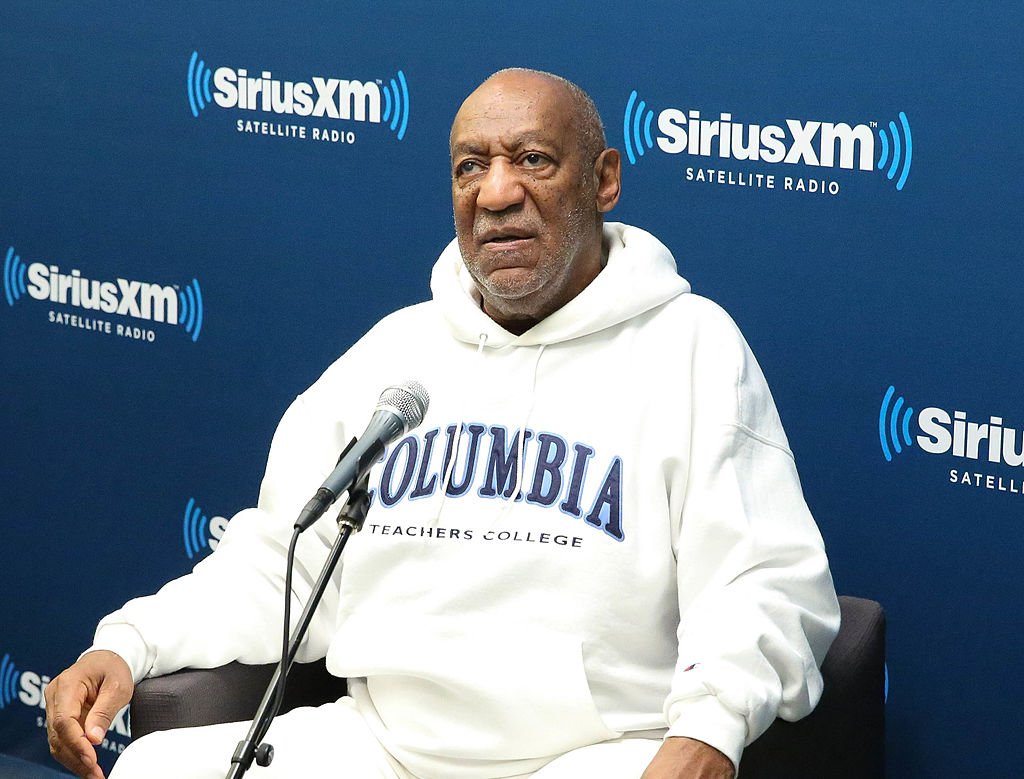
[46,69,839,779]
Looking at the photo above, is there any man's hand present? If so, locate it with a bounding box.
[640,736,735,779]
[45,650,134,779]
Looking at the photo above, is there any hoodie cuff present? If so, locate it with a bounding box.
[666,694,748,773]
[82,623,154,684]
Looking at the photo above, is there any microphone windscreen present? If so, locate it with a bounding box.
[377,380,429,431]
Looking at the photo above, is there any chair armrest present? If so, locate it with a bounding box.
[131,661,347,740]
[741,595,886,778]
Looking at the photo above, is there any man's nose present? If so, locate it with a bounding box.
[476,159,525,212]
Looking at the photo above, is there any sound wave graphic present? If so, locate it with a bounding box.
[623,90,656,166]
[876,112,912,191]
[183,497,214,559]
[0,653,21,709]
[380,70,410,141]
[879,385,915,462]
[3,246,27,307]
[177,278,203,342]
[187,50,214,118]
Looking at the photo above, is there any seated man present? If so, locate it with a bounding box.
[46,68,839,779]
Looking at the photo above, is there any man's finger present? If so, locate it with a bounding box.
[49,730,101,778]
[46,674,89,754]
[48,702,101,778]
[83,676,131,745]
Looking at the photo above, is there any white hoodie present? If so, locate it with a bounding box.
[92,223,839,776]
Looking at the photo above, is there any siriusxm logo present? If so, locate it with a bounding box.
[623,90,912,191]
[187,51,410,140]
[0,654,19,710]
[3,245,203,342]
[878,385,915,462]
[183,497,228,559]
[879,385,1024,467]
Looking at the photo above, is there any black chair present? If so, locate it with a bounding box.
[131,595,885,778]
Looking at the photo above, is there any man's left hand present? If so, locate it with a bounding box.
[640,736,735,779]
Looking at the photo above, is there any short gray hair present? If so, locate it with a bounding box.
[488,68,607,163]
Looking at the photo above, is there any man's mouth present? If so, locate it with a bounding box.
[478,228,536,248]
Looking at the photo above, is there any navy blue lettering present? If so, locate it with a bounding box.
[379,436,418,507]
[560,443,594,517]
[527,433,567,506]
[372,421,621,542]
[478,426,534,500]
[409,428,439,498]
[584,457,624,541]
[442,423,485,497]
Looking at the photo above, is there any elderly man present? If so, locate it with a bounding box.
[46,69,839,779]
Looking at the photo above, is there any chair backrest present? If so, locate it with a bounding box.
[740,595,886,778]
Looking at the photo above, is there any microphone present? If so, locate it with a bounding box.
[294,380,429,531]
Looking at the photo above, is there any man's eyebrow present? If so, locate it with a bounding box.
[451,140,488,157]
[507,131,557,147]
[451,133,560,157]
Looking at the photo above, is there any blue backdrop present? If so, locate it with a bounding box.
[2,3,1021,776]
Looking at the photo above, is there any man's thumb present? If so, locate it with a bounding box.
[83,681,129,745]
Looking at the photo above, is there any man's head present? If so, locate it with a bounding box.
[450,69,621,334]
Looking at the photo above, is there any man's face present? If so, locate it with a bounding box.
[450,73,604,331]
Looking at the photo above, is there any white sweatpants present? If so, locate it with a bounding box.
[111,696,662,779]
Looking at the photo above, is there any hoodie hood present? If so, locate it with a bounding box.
[431,222,691,347]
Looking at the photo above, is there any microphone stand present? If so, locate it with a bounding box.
[224,478,371,779]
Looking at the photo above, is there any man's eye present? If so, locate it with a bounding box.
[522,153,547,167]
[456,160,482,177]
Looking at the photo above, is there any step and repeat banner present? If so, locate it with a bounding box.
[1,3,1020,776]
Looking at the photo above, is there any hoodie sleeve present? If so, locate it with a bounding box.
[662,306,840,770]
[88,389,348,683]
[86,306,420,683]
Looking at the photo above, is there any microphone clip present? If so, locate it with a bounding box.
[337,476,371,533]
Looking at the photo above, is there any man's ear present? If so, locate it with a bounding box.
[594,148,622,213]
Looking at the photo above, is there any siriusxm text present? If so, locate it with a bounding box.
[657,110,874,170]
[213,68,381,122]
[27,264,178,324]
[917,408,1024,466]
